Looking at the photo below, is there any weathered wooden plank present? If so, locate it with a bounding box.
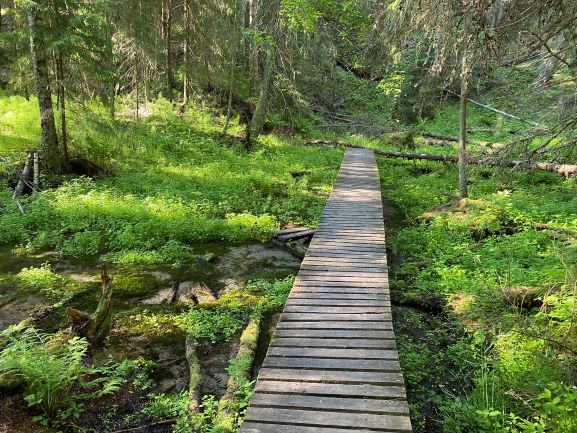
[276,320,394,330]
[289,292,390,300]
[249,393,409,414]
[281,313,392,322]
[243,407,412,432]
[262,356,401,371]
[270,337,396,349]
[240,422,408,433]
[286,298,391,306]
[257,368,404,384]
[274,329,396,339]
[283,305,391,314]
[254,380,406,398]
[267,347,398,359]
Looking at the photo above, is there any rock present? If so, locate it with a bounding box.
[177,281,217,304]
[139,287,175,305]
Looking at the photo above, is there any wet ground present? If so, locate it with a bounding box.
[0,241,301,433]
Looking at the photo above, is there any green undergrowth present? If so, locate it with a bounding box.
[0,95,342,264]
[381,154,577,432]
[120,277,293,344]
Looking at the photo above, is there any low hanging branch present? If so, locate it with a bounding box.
[307,140,577,177]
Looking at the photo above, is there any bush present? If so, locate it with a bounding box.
[0,327,136,428]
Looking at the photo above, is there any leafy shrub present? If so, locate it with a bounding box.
[17,263,72,303]
[0,327,136,428]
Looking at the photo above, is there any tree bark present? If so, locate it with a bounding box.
[458,70,469,198]
[248,0,259,97]
[458,18,470,199]
[12,150,34,201]
[27,6,62,174]
[247,0,280,147]
[55,49,69,164]
[105,11,115,120]
[224,0,246,134]
[162,0,173,101]
[183,0,191,105]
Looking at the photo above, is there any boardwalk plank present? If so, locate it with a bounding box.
[244,407,412,431]
[249,394,409,414]
[239,148,411,433]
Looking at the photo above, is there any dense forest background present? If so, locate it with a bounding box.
[1,1,576,432]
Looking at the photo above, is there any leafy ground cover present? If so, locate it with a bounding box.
[0,94,342,265]
[378,141,577,432]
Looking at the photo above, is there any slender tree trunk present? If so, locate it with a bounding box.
[162,0,173,101]
[183,0,191,104]
[247,45,275,147]
[105,11,115,120]
[27,6,62,174]
[55,50,69,163]
[458,17,470,199]
[224,0,246,134]
[248,0,259,97]
[247,0,279,147]
[459,74,469,198]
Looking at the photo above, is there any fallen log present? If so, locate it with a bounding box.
[445,89,540,126]
[214,313,261,430]
[185,334,202,412]
[306,140,577,177]
[423,132,458,142]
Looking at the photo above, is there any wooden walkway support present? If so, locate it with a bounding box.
[239,148,413,433]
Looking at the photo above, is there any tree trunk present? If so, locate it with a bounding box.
[162,0,173,101]
[183,0,191,105]
[247,0,280,148]
[247,46,274,148]
[27,6,62,174]
[224,0,246,134]
[105,11,115,120]
[458,75,468,198]
[248,0,259,97]
[458,20,470,199]
[55,50,69,164]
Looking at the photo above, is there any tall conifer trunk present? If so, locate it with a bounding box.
[28,5,62,174]
[162,0,173,101]
[183,0,191,104]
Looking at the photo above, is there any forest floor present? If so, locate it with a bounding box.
[1,88,577,433]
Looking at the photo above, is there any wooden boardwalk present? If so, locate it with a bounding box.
[239,148,412,433]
